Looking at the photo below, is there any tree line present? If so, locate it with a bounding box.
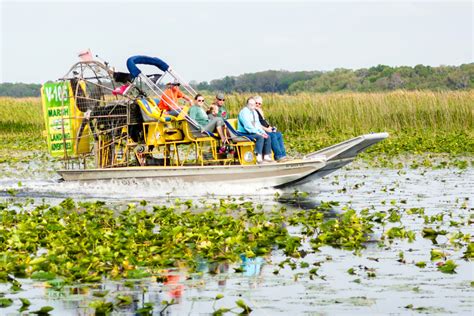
[1,63,472,97]
[0,83,42,97]
[194,63,473,93]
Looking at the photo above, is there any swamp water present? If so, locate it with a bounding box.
[0,157,472,315]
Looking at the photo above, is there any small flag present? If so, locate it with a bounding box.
[78,49,93,61]
[112,84,131,96]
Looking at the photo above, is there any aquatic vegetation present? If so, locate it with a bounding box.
[212,295,252,315]
[463,243,474,259]
[0,199,282,281]
[0,197,418,285]
[0,298,13,308]
[309,209,373,251]
[384,226,416,242]
[89,300,114,314]
[430,249,448,261]
[2,194,468,285]
[404,304,446,313]
[422,227,447,243]
[437,260,458,274]
[415,261,426,268]
[0,180,471,314]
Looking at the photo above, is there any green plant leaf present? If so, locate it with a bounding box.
[0,298,13,308]
[437,260,457,274]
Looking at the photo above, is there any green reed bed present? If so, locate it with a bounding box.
[222,91,474,156]
[0,91,473,157]
[224,91,473,133]
[0,97,43,133]
[0,97,45,153]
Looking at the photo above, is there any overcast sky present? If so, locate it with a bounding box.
[1,0,472,83]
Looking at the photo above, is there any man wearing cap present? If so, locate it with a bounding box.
[213,92,229,120]
[158,81,193,116]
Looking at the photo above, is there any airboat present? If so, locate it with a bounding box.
[41,53,388,188]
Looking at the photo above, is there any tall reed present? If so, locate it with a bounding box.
[1,91,472,155]
[0,97,43,134]
[222,90,473,135]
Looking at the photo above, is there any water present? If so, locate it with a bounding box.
[0,159,473,315]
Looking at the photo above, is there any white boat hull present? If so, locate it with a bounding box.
[59,158,326,188]
[58,133,389,188]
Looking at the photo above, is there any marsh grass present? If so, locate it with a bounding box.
[0,97,45,152]
[221,91,473,155]
[0,91,473,155]
[223,90,473,133]
[0,97,43,133]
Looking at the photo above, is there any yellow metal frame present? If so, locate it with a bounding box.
[225,119,256,165]
[181,121,219,166]
[143,121,190,166]
[97,126,134,168]
[228,142,256,165]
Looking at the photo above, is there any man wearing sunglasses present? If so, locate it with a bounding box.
[214,92,229,120]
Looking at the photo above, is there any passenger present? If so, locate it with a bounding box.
[213,92,229,120]
[237,97,272,164]
[158,81,193,116]
[188,94,228,153]
[254,95,288,162]
[207,104,219,119]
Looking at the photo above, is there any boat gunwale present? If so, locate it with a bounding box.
[58,157,327,174]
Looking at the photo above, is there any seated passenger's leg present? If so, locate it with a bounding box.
[271,131,287,160]
[253,134,264,157]
[204,118,219,132]
[277,131,287,158]
[269,132,283,160]
[263,136,272,159]
[205,118,227,144]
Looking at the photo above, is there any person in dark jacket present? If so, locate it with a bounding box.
[237,97,272,164]
[253,95,288,162]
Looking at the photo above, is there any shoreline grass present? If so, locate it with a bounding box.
[0,91,472,156]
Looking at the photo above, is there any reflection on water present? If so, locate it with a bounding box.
[164,272,184,300]
[276,192,323,210]
[240,255,265,278]
[15,256,265,315]
[0,163,473,314]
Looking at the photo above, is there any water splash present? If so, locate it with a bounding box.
[1,177,281,201]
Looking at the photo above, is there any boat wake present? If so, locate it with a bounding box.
[0,176,284,202]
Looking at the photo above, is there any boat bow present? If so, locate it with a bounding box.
[275,132,389,187]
